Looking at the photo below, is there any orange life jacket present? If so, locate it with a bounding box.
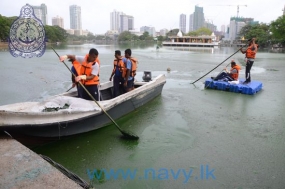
[112,56,126,77]
[80,58,100,85]
[129,57,137,77]
[72,60,81,77]
[245,44,257,59]
[230,65,241,80]
[83,53,100,81]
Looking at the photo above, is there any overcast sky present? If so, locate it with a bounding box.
[0,0,284,34]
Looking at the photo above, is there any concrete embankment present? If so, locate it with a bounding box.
[0,137,83,189]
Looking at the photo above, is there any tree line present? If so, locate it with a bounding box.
[0,14,68,43]
[239,15,285,48]
[1,14,285,47]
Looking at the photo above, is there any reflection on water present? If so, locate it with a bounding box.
[1,43,285,188]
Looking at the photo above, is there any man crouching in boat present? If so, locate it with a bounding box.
[211,60,241,82]
[59,48,100,101]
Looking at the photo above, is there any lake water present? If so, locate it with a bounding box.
[1,43,285,189]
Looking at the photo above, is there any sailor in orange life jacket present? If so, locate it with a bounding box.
[240,38,258,84]
[59,48,100,101]
[211,60,241,81]
[122,48,135,92]
[109,50,126,97]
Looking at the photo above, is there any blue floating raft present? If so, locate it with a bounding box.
[204,78,263,95]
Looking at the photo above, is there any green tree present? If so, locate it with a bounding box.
[196,27,212,35]
[239,23,271,48]
[186,28,211,36]
[0,15,16,41]
[0,15,9,41]
[187,31,199,36]
[270,15,285,46]
[118,31,135,41]
[139,31,149,40]
[44,25,68,42]
[86,33,95,41]
[44,25,56,42]
[157,35,165,41]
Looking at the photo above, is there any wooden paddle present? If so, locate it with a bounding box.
[52,47,139,140]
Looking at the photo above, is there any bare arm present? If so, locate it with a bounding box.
[252,38,258,53]
[59,55,75,62]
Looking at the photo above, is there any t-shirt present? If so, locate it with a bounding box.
[122,57,133,81]
[75,55,99,76]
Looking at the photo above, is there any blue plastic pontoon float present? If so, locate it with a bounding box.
[204,78,263,95]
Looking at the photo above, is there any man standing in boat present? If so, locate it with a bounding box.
[109,50,126,97]
[59,48,100,101]
[123,49,137,92]
[240,38,258,84]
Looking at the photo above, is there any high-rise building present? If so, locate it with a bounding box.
[179,14,186,33]
[229,17,257,40]
[189,14,194,32]
[110,10,123,31]
[128,16,134,31]
[204,20,216,32]
[193,6,204,31]
[52,16,64,29]
[160,28,169,36]
[31,3,48,25]
[221,25,225,33]
[69,5,82,30]
[283,5,285,15]
[120,14,134,33]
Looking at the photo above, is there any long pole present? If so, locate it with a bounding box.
[191,46,245,84]
[204,62,232,89]
[66,86,73,92]
[51,47,139,140]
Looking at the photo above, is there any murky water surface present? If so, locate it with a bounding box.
[1,43,284,188]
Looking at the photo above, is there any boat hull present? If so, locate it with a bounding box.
[0,75,166,141]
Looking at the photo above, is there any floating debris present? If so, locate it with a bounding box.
[42,103,70,112]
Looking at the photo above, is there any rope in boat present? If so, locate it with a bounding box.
[39,154,93,189]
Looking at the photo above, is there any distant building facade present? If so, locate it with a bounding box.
[52,16,64,28]
[66,29,74,35]
[31,3,48,25]
[110,10,123,32]
[193,6,204,31]
[204,20,217,32]
[120,14,134,33]
[140,26,156,37]
[128,16,134,30]
[229,17,257,41]
[82,30,91,36]
[160,28,169,36]
[69,5,82,30]
[189,14,194,32]
[179,14,186,33]
[221,25,225,33]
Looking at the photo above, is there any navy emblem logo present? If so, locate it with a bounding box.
[8,4,46,58]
